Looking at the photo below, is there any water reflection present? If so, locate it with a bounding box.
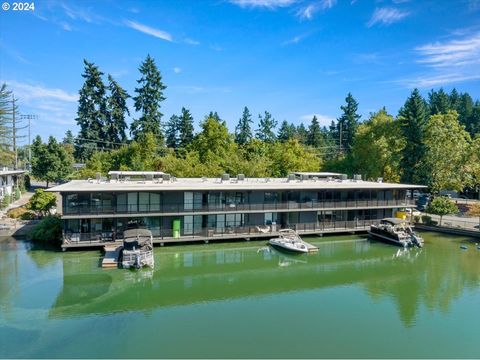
[3,234,479,329]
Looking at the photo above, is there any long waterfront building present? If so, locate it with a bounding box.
[47,171,426,249]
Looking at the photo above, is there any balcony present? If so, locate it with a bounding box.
[62,199,416,217]
[62,219,381,247]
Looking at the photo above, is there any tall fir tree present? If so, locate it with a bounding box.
[307,115,323,148]
[277,120,296,142]
[256,111,277,143]
[75,60,108,160]
[62,130,74,145]
[428,88,451,115]
[165,114,180,149]
[397,88,429,184]
[0,83,14,166]
[131,55,166,143]
[235,106,253,145]
[105,75,129,147]
[449,88,460,110]
[457,93,474,132]
[178,107,194,148]
[336,93,361,152]
[296,123,308,144]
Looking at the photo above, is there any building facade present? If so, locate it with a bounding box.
[0,169,25,204]
[47,171,424,249]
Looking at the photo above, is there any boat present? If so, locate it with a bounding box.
[121,228,155,269]
[369,218,424,248]
[268,229,308,253]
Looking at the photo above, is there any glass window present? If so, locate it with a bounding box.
[139,192,149,212]
[150,193,161,211]
[127,192,138,212]
[184,192,193,210]
[102,193,114,212]
[184,215,193,235]
[117,193,127,212]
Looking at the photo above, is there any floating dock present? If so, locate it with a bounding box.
[303,240,319,253]
[102,245,122,268]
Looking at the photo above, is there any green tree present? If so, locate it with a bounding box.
[428,88,451,115]
[106,74,129,147]
[256,111,277,143]
[165,114,179,149]
[27,189,57,217]
[277,120,296,142]
[270,139,321,177]
[351,108,404,182]
[296,123,308,144]
[422,111,471,192]
[426,196,458,226]
[0,83,14,166]
[336,93,361,152]
[31,136,73,187]
[131,55,166,143]
[235,106,253,145]
[62,130,74,145]
[75,60,108,160]
[29,215,62,246]
[398,88,429,184]
[178,107,195,149]
[307,115,323,148]
[194,115,234,164]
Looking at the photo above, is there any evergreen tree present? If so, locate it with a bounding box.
[397,88,429,184]
[256,111,277,143]
[336,93,361,152]
[207,111,222,122]
[307,115,323,148]
[457,93,474,133]
[0,83,14,166]
[106,74,129,147]
[428,88,451,115]
[296,123,308,144]
[277,120,296,142]
[62,130,74,145]
[131,55,166,143]
[165,114,179,149]
[75,60,108,160]
[178,107,195,149]
[449,88,460,110]
[469,101,480,136]
[235,106,253,145]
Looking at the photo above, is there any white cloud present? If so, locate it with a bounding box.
[296,0,337,20]
[124,20,173,42]
[61,22,72,31]
[173,67,182,74]
[184,38,200,45]
[400,32,480,88]
[367,7,410,27]
[415,32,480,67]
[282,33,308,45]
[229,0,297,8]
[5,80,78,102]
[299,114,335,126]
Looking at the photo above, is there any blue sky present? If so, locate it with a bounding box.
[1,0,480,143]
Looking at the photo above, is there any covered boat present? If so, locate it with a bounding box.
[369,218,423,248]
[268,229,308,253]
[121,228,155,269]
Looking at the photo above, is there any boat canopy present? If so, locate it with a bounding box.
[123,228,153,240]
[381,218,406,225]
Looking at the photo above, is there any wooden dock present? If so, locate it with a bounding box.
[102,245,122,269]
[303,240,319,253]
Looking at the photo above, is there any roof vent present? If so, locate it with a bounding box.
[163,173,171,181]
[287,174,296,182]
[340,174,348,181]
[377,177,383,183]
[221,173,230,181]
[353,174,362,181]
[145,174,154,181]
[95,172,101,183]
[202,176,208,182]
[237,174,245,181]
[110,173,118,182]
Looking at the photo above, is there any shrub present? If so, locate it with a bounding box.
[14,187,21,201]
[1,194,11,209]
[29,215,62,247]
[421,215,432,224]
[27,189,57,217]
[7,207,30,219]
[24,174,31,189]
[413,215,421,223]
[20,211,36,220]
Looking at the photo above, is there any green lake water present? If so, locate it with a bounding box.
[1,232,479,358]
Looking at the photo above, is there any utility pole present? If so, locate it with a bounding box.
[19,114,36,170]
[12,96,17,170]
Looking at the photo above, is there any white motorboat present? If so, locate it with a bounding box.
[369,218,424,248]
[268,229,308,253]
[121,228,155,269]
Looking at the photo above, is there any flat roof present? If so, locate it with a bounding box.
[108,171,165,176]
[293,172,342,177]
[47,177,427,193]
[0,170,25,176]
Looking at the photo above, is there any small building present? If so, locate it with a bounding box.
[46,171,426,249]
[0,169,25,203]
